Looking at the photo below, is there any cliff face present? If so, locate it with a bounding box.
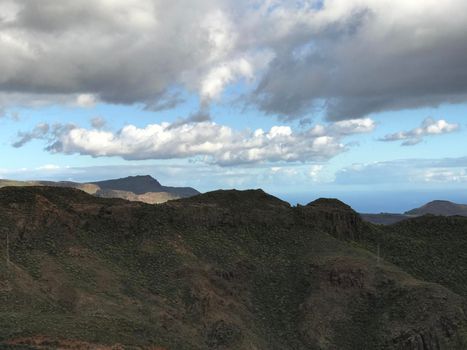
[0,187,466,350]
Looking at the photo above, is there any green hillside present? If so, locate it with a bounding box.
[0,187,466,349]
[360,215,467,298]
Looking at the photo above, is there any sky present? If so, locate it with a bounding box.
[0,0,467,212]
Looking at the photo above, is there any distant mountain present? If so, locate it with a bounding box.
[93,174,164,194]
[0,175,199,204]
[361,200,467,225]
[405,200,467,216]
[93,175,199,198]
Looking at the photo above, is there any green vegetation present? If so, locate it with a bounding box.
[0,186,466,349]
[360,215,467,298]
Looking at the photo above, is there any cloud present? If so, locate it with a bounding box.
[12,123,50,147]
[250,0,467,120]
[12,122,75,148]
[13,117,374,166]
[0,110,20,120]
[35,164,61,171]
[335,156,467,185]
[0,1,466,120]
[75,94,97,108]
[379,117,460,146]
[200,56,262,103]
[328,118,376,135]
[0,0,252,109]
[422,169,467,183]
[167,110,211,130]
[144,92,186,112]
[308,165,324,181]
[90,116,106,129]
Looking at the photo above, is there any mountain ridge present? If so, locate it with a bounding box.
[0,175,200,204]
[92,175,199,197]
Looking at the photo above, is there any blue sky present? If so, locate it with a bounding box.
[1,0,467,212]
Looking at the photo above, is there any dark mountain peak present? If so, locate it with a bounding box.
[92,175,163,195]
[133,174,160,181]
[405,200,467,216]
[173,189,290,209]
[300,198,362,241]
[306,197,353,211]
[428,200,454,204]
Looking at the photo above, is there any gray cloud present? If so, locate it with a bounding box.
[0,1,465,120]
[0,110,20,120]
[144,92,186,112]
[12,122,76,148]
[12,123,50,147]
[0,0,241,106]
[90,116,106,129]
[249,1,467,120]
[167,109,211,130]
[0,0,467,120]
[379,117,460,146]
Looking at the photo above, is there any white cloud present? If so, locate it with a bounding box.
[14,117,375,166]
[335,157,467,185]
[329,118,376,135]
[35,164,61,171]
[200,57,254,102]
[379,117,460,146]
[75,94,97,108]
[422,169,467,183]
[423,118,459,134]
[309,165,324,181]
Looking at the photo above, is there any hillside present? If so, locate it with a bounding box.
[0,186,466,349]
[360,213,411,225]
[0,175,199,204]
[359,214,467,299]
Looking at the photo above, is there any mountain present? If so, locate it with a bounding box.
[0,175,200,204]
[0,186,467,349]
[405,200,467,216]
[93,174,165,194]
[361,200,467,225]
[92,175,199,198]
